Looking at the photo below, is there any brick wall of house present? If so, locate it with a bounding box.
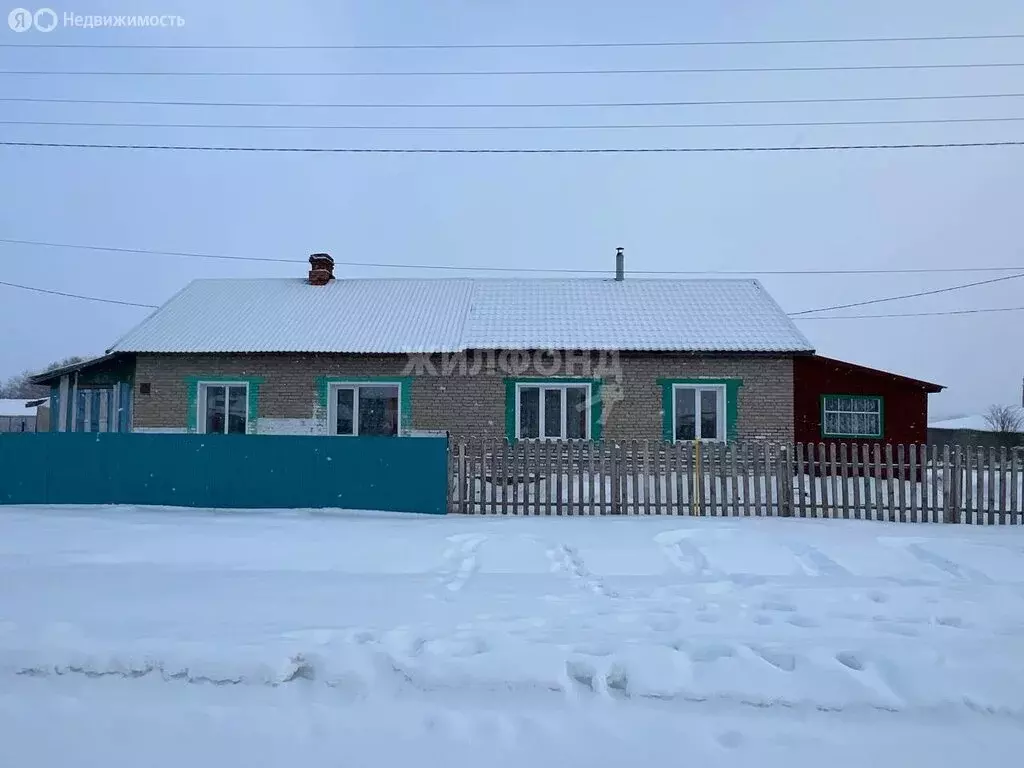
[133,352,794,442]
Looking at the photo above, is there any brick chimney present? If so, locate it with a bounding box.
[308,253,335,286]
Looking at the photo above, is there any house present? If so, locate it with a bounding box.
[794,355,944,449]
[28,355,134,433]
[33,253,816,443]
[0,399,46,433]
[928,411,1024,451]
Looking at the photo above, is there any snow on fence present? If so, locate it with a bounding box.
[448,440,1023,523]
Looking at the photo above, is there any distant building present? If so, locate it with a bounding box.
[928,410,1024,450]
[0,399,45,433]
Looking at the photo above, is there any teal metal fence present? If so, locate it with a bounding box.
[0,433,448,514]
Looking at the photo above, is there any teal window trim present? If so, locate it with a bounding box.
[658,377,743,443]
[504,377,603,443]
[186,376,264,434]
[820,394,884,439]
[315,376,413,435]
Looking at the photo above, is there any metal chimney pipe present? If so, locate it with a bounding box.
[615,247,625,281]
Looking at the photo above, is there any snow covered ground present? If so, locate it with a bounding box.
[1,506,1023,766]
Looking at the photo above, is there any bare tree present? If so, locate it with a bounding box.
[984,404,1024,433]
[0,356,89,399]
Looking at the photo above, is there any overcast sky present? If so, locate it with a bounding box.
[1,0,1022,418]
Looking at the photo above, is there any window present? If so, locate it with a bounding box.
[672,384,726,442]
[328,383,401,436]
[822,395,882,438]
[516,383,590,440]
[199,382,249,434]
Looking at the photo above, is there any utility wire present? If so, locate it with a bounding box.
[4,238,1024,277]
[2,32,1023,49]
[794,306,1024,319]
[3,140,1024,153]
[4,62,1024,76]
[3,276,1023,318]
[791,273,1024,315]
[4,116,1024,131]
[4,91,1023,109]
[0,279,158,308]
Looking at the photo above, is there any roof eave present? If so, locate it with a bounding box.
[28,353,122,386]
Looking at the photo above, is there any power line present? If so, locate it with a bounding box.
[4,238,1024,277]
[4,116,1024,131]
[3,62,1023,77]
[790,273,1024,315]
[3,140,1024,153]
[793,306,1024,319]
[3,275,1023,319]
[3,32,1023,49]
[0,279,157,308]
[4,91,1023,109]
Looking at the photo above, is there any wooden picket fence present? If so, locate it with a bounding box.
[448,439,1024,523]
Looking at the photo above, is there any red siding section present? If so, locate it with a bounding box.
[794,356,939,449]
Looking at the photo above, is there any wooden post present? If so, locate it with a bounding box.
[730,444,740,517]
[806,442,818,518]
[859,443,871,521]
[599,442,608,516]
[497,440,506,516]
[674,442,684,515]
[929,445,940,525]
[706,443,717,517]
[565,441,575,517]
[884,444,895,523]
[778,443,790,517]
[999,447,1009,525]
[852,443,864,520]
[827,443,838,518]
[870,444,882,522]
[538,441,548,516]
[586,441,595,516]
[622,438,630,518]
[641,440,651,515]
[653,442,664,515]
[986,447,997,525]
[1010,448,1020,522]
[457,442,467,514]
[940,444,952,524]
[913,444,921,524]
[963,443,974,525]
[942,444,958,524]
[896,444,907,524]
[683,442,693,516]
[749,442,761,517]
[528,441,539,516]
[694,440,704,516]
[609,443,620,515]
[552,441,562,516]
[479,438,487,518]
[839,443,850,520]
[794,443,806,518]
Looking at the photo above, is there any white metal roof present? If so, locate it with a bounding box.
[110,277,813,354]
[0,399,39,417]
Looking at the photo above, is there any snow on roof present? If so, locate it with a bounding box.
[110,277,813,354]
[0,399,40,417]
[929,415,994,431]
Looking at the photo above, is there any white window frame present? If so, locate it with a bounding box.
[671,383,727,443]
[197,381,250,435]
[327,381,403,437]
[514,382,591,441]
[821,395,883,438]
